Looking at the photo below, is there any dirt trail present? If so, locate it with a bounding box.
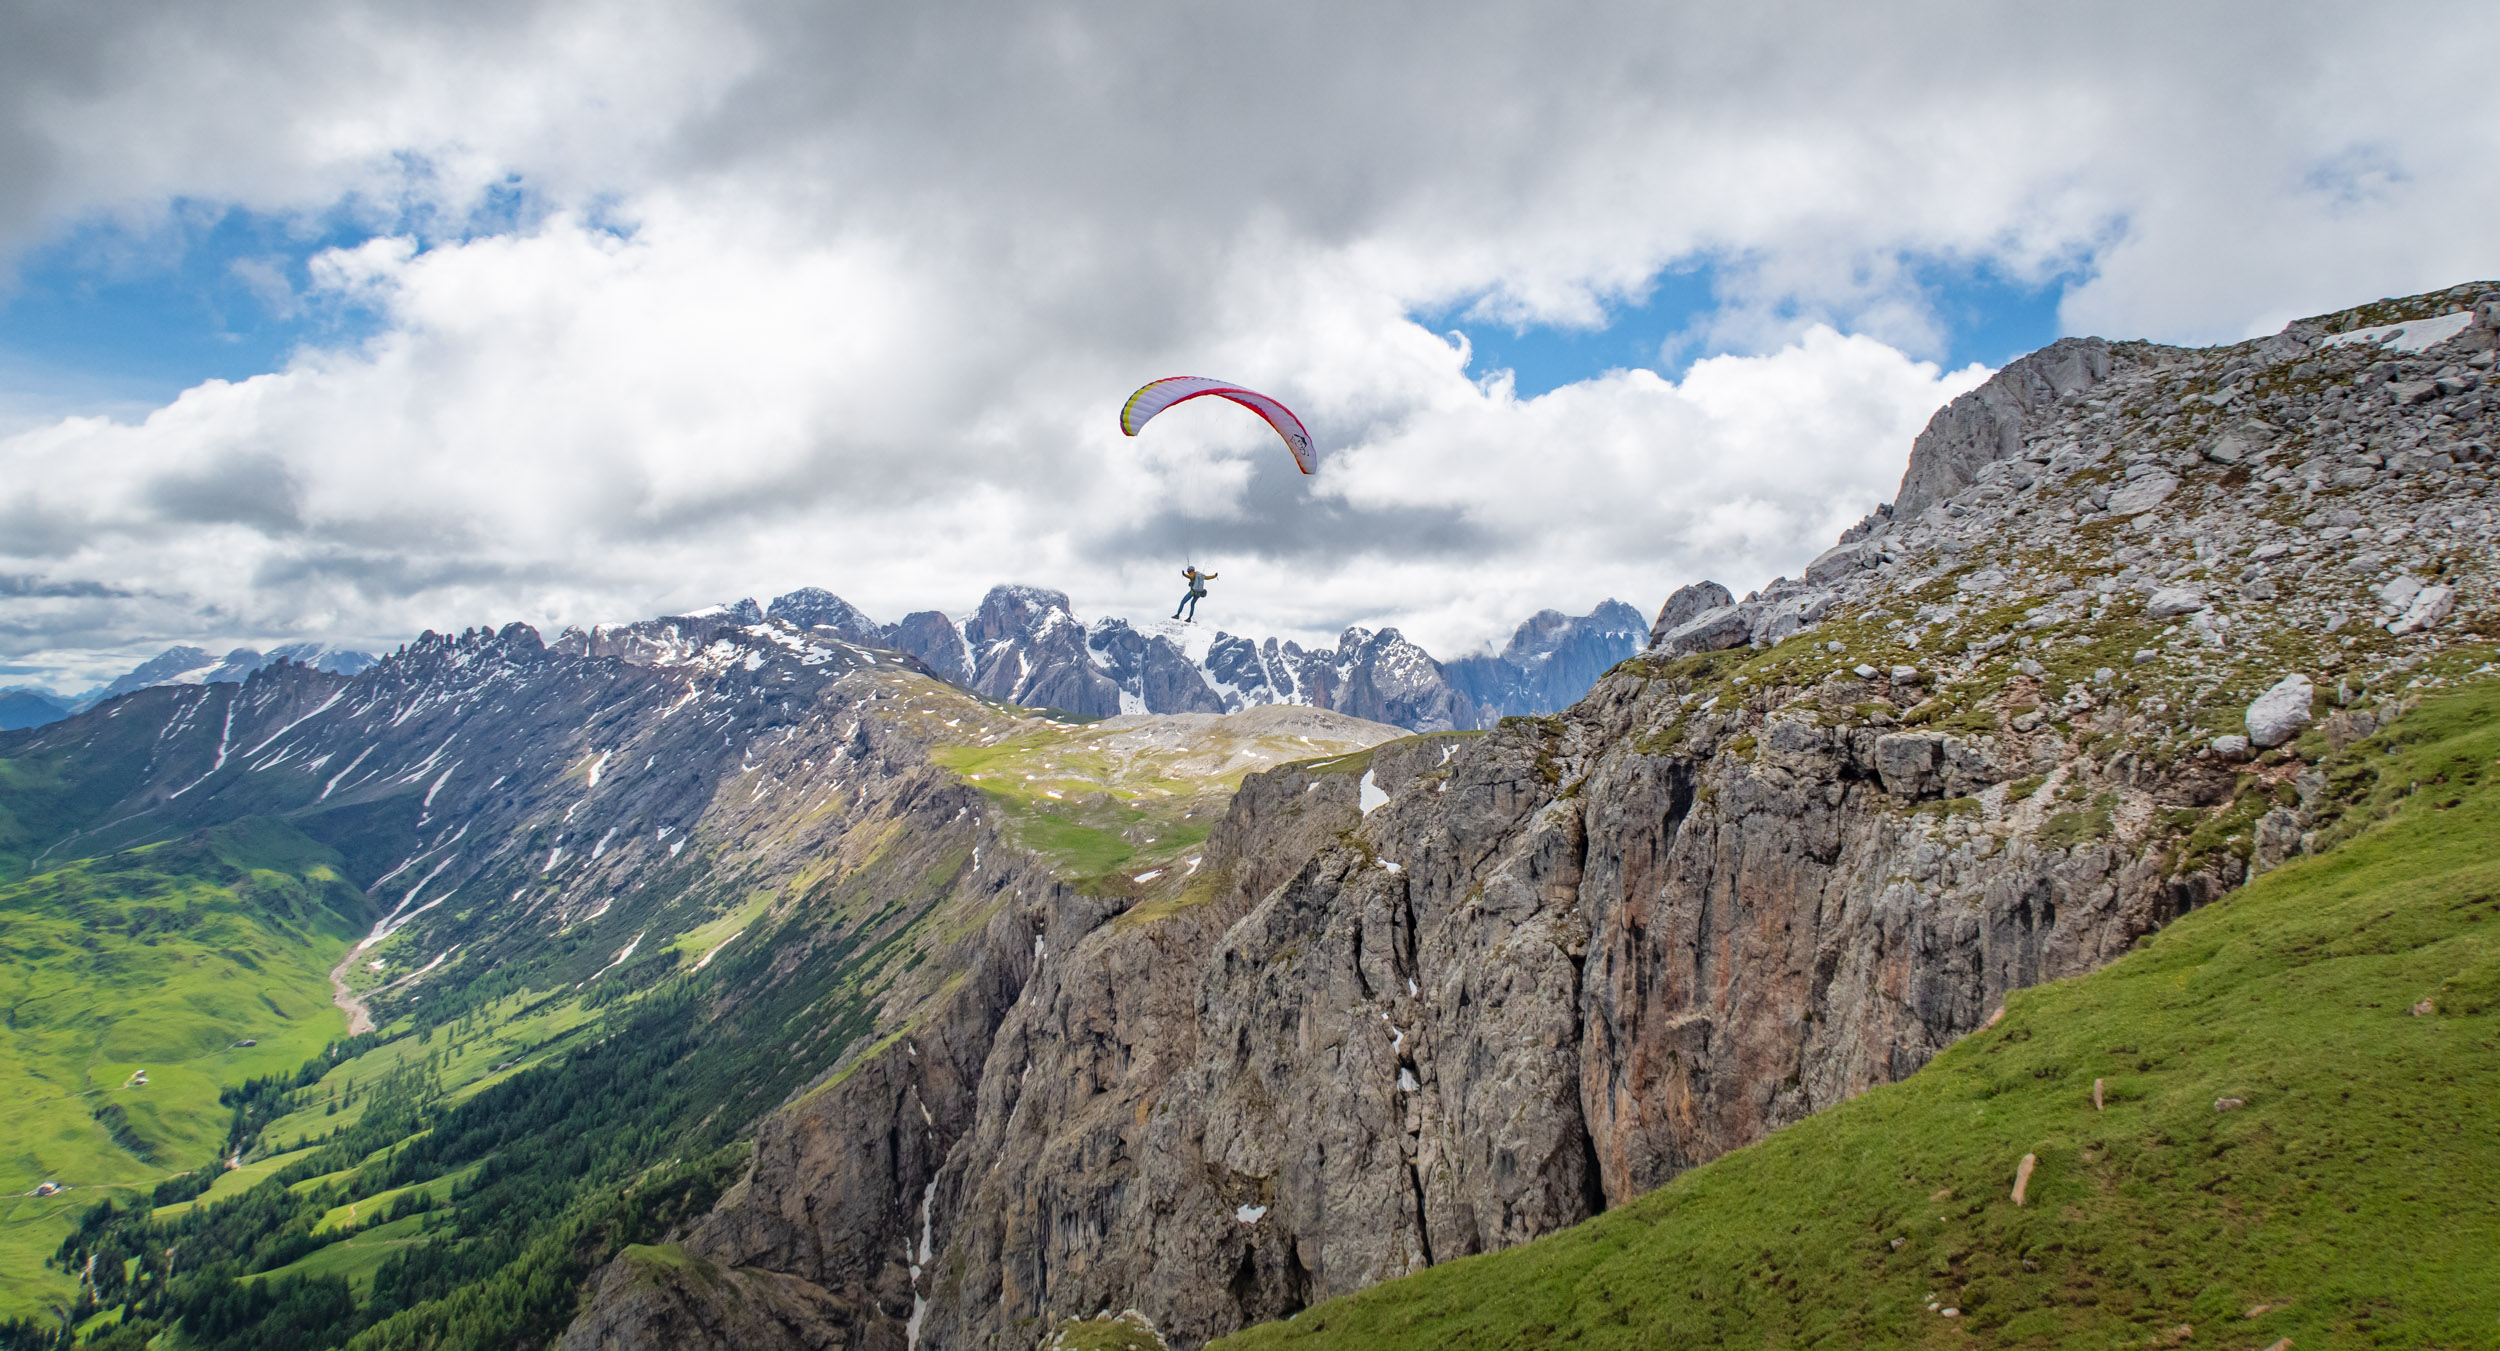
[330,948,375,1035]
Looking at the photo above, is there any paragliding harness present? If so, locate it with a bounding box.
[1174,567,1216,622]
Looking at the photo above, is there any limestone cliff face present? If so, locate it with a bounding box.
[567,283,2500,1349]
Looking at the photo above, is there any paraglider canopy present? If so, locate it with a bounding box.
[1119,377,1315,474]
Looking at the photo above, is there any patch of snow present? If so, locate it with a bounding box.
[2321,309,2474,353]
[1380,859,1402,874]
[586,932,645,982]
[381,855,459,928]
[585,749,612,787]
[1396,1068,1420,1092]
[168,700,238,798]
[319,744,375,800]
[1134,869,1163,883]
[1235,1204,1269,1224]
[1358,769,1388,815]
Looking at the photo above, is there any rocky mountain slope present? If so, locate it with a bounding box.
[557,282,2500,1351]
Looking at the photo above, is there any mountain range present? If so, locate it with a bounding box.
[0,595,1644,736]
[616,586,1645,732]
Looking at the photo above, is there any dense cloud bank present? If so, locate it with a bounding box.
[1,1,2494,686]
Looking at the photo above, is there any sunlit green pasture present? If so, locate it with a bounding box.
[0,818,369,1318]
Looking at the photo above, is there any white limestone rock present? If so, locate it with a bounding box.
[2104,472,2180,516]
[2388,584,2455,635]
[2145,587,2207,620]
[2245,674,2315,749]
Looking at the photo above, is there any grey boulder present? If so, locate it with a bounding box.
[2245,674,2315,749]
[1656,605,1751,656]
[2388,584,2456,635]
[1804,539,1884,586]
[2145,587,2208,620]
[2104,472,2180,516]
[1648,580,1734,649]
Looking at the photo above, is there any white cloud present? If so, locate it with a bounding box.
[2,1,2497,684]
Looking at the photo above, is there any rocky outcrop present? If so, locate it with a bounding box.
[768,587,885,644]
[964,585,1125,718]
[1895,335,2118,519]
[883,610,974,683]
[1645,580,1732,648]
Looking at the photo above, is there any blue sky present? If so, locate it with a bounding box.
[6,212,2069,417]
[0,204,378,415]
[1427,261,2072,399]
[0,177,560,421]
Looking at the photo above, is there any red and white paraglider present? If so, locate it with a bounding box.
[1118,377,1315,474]
[1119,377,1314,624]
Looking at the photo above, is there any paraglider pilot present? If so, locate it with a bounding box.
[1174,566,1217,622]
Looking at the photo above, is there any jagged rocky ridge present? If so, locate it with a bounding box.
[657,585,1642,732]
[561,284,2500,1350]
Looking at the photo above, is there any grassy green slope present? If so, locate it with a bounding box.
[0,818,369,1318]
[1219,683,2500,1350]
